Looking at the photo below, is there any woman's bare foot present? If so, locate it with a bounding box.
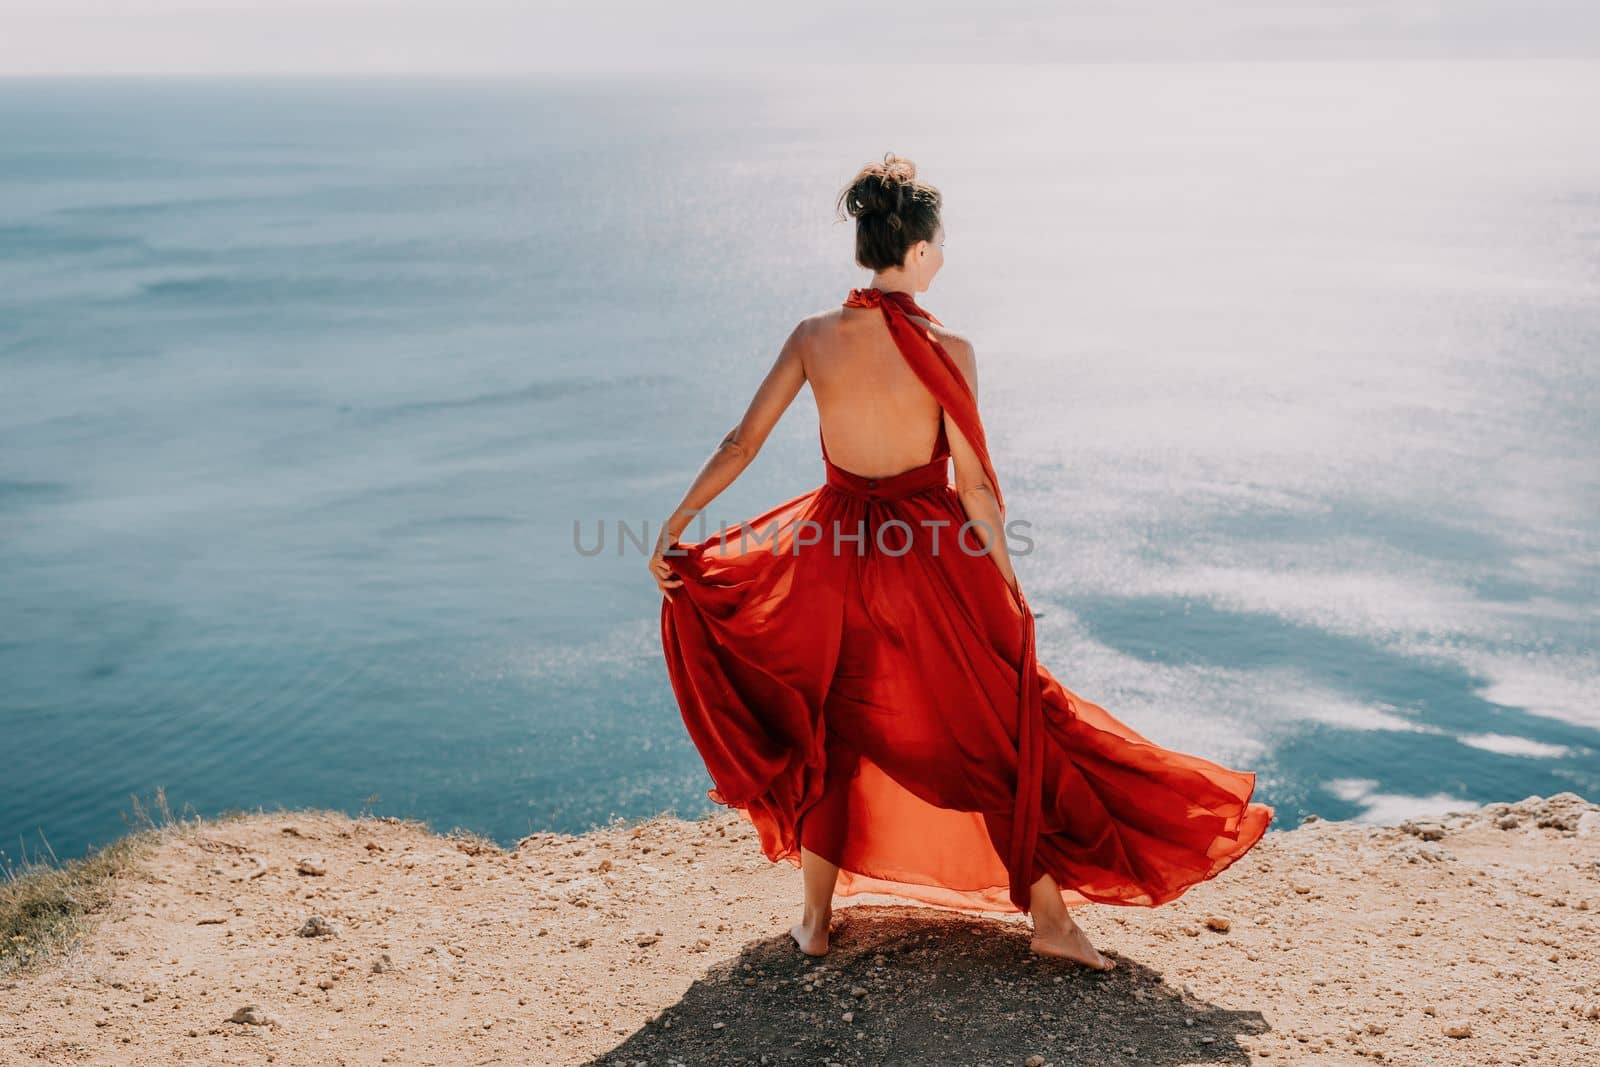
[793,846,840,956]
[790,912,831,956]
[1029,915,1116,971]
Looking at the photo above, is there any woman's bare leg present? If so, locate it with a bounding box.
[1027,870,1116,970]
[790,846,840,956]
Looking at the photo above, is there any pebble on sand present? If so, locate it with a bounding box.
[298,915,336,938]
[228,1005,274,1026]
[1401,820,1447,841]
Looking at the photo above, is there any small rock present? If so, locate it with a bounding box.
[371,953,393,974]
[841,1011,854,1024]
[1394,841,1453,864]
[1203,915,1231,932]
[298,915,336,938]
[1442,1020,1473,1038]
[317,978,334,990]
[1400,820,1446,841]
[228,1005,273,1026]
[1495,813,1522,830]
[1026,1057,1045,1067]
[296,855,327,877]
[1577,811,1600,838]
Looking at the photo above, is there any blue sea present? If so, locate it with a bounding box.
[3,64,1596,862]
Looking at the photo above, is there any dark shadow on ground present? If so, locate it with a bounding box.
[586,905,1270,1066]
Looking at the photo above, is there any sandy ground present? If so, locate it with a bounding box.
[1,793,1597,1067]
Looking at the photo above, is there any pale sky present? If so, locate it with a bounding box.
[2,1,1598,76]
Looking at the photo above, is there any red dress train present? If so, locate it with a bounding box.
[659,287,1273,914]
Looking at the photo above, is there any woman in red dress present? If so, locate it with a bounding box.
[649,153,1273,970]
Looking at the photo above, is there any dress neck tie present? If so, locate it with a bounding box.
[843,287,1007,516]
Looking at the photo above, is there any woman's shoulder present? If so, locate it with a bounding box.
[926,322,976,369]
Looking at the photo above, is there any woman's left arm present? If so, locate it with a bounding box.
[649,321,810,599]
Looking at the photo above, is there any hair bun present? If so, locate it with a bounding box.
[840,152,919,226]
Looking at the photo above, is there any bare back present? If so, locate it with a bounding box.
[804,304,948,479]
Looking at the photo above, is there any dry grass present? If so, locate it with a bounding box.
[1,790,511,977]
[443,826,505,856]
[0,788,202,977]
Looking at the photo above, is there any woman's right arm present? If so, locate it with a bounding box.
[941,336,1019,597]
[648,320,810,600]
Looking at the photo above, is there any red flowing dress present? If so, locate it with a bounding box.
[659,287,1273,914]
